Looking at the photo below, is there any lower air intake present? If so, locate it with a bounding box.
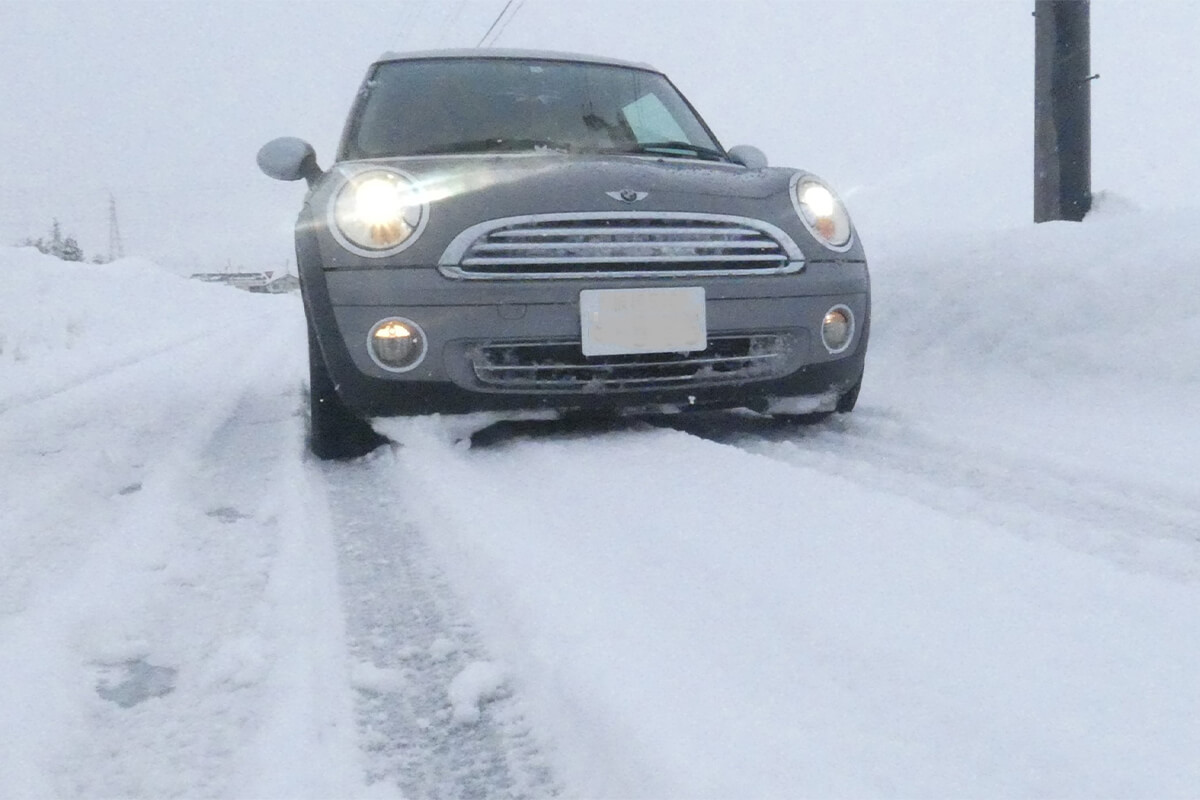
[468,334,796,392]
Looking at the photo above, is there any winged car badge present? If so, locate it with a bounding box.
[606,190,649,203]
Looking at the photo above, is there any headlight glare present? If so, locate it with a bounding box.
[791,175,852,251]
[331,169,428,256]
[801,184,836,217]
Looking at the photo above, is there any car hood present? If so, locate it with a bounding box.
[346,152,792,204]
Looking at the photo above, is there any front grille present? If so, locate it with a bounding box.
[468,334,796,392]
[440,212,803,279]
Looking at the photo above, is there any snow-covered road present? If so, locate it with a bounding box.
[381,409,1200,797]
[0,294,366,797]
[2,204,1199,798]
[0,268,554,799]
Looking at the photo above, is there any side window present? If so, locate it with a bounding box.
[621,93,689,144]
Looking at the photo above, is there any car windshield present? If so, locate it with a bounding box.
[342,57,725,161]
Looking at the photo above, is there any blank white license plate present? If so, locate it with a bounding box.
[579,287,707,357]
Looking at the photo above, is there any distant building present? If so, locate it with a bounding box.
[263,273,300,294]
[189,271,298,293]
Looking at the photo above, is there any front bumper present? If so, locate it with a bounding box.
[304,259,869,417]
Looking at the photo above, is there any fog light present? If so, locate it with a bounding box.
[821,305,854,354]
[367,317,427,372]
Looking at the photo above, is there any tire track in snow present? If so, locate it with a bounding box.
[446,410,1200,581]
[0,320,286,618]
[322,451,560,800]
[663,409,1200,580]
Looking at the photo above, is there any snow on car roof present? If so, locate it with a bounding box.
[374,48,657,72]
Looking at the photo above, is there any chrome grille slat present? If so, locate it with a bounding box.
[468,335,795,391]
[487,225,768,238]
[440,212,804,279]
[470,239,782,252]
[461,253,787,266]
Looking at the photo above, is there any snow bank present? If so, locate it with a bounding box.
[0,246,290,410]
[870,198,1200,386]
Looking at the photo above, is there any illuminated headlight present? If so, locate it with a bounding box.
[791,174,853,251]
[821,305,855,354]
[330,169,428,256]
[367,317,428,372]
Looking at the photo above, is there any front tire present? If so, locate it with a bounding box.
[835,375,862,413]
[307,320,387,460]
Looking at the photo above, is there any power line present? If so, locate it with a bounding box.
[477,0,514,47]
[489,0,525,46]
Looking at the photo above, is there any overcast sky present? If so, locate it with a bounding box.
[2,1,1195,273]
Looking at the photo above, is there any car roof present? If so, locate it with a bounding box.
[374,48,659,73]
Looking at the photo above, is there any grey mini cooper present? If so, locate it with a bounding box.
[258,48,869,458]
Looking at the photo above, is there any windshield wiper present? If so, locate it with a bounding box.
[413,138,572,155]
[606,141,728,162]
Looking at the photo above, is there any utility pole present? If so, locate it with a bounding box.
[1034,1,1094,222]
[107,194,126,261]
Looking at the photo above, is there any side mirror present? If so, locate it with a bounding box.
[727,145,768,170]
[257,137,322,186]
